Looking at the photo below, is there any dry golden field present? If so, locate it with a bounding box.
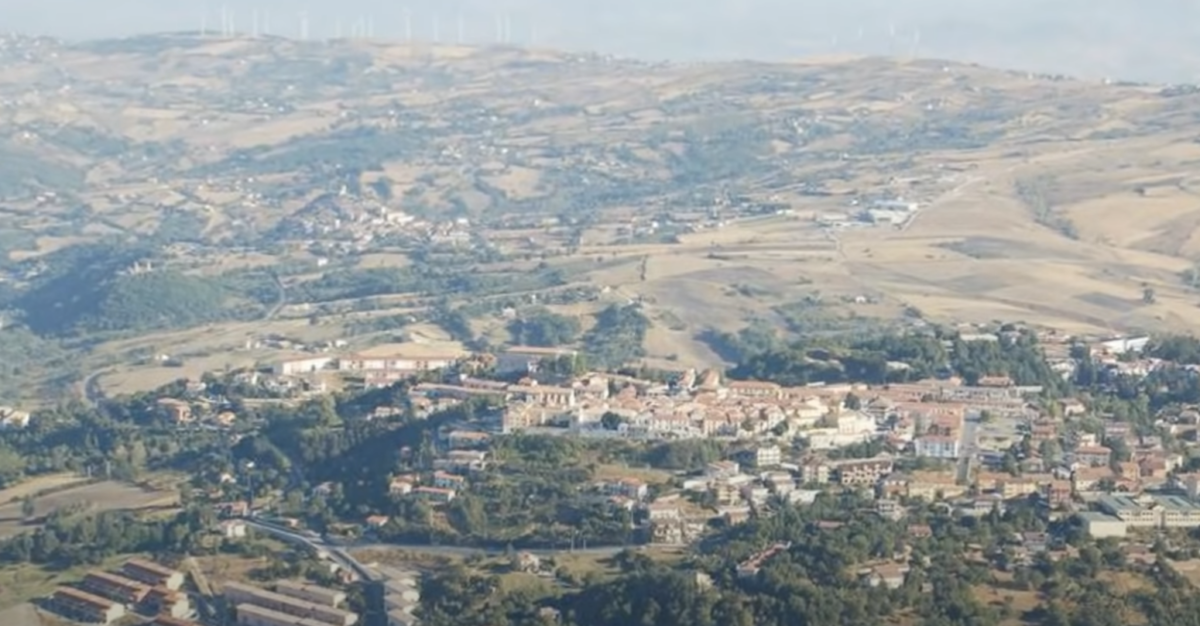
[2,33,1200,393]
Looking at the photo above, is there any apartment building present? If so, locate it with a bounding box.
[749,445,782,468]
[913,435,961,459]
[833,457,895,486]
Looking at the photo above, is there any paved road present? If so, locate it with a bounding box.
[957,415,980,483]
[246,519,628,564]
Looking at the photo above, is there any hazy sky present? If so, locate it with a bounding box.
[3,0,1198,82]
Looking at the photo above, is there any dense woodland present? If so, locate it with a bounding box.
[417,493,1200,626]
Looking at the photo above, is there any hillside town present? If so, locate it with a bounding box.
[121,328,1200,552]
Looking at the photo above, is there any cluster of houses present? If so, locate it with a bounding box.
[48,558,191,626]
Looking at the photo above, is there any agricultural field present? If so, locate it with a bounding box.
[0,479,178,539]
[0,33,1200,397]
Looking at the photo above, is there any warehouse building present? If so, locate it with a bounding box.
[274,580,347,607]
[82,570,151,604]
[50,587,126,625]
[237,603,334,626]
[224,581,358,626]
[121,558,186,590]
[146,585,193,619]
[150,616,202,626]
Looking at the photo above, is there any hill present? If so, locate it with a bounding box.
[0,32,1199,394]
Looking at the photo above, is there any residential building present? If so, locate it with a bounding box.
[706,460,741,478]
[1073,446,1113,467]
[1044,481,1073,508]
[508,384,576,408]
[598,478,649,501]
[735,542,791,578]
[121,559,185,591]
[433,450,488,472]
[274,581,347,608]
[649,518,707,544]
[913,435,961,459]
[432,471,467,491]
[798,459,831,485]
[224,581,358,626]
[876,498,906,521]
[750,445,782,468]
[388,478,414,496]
[445,430,491,449]
[725,381,783,400]
[833,457,894,486]
[51,587,126,625]
[414,487,456,503]
[220,519,249,539]
[365,515,391,529]
[861,563,910,589]
[644,500,682,522]
[157,398,193,424]
[907,471,965,501]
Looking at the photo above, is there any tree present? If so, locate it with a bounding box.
[20,495,35,520]
[1143,285,1157,304]
[844,392,862,410]
[600,412,625,431]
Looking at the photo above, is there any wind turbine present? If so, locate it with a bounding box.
[404,8,412,41]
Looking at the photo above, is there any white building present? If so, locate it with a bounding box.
[1078,512,1127,538]
[914,435,961,459]
[274,356,334,376]
[805,412,877,450]
[751,445,782,468]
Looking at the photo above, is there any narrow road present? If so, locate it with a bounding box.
[957,415,980,483]
[263,271,286,321]
[81,367,110,408]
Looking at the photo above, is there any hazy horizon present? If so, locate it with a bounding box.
[2,0,1198,83]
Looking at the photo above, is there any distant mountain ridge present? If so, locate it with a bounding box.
[2,0,1197,82]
